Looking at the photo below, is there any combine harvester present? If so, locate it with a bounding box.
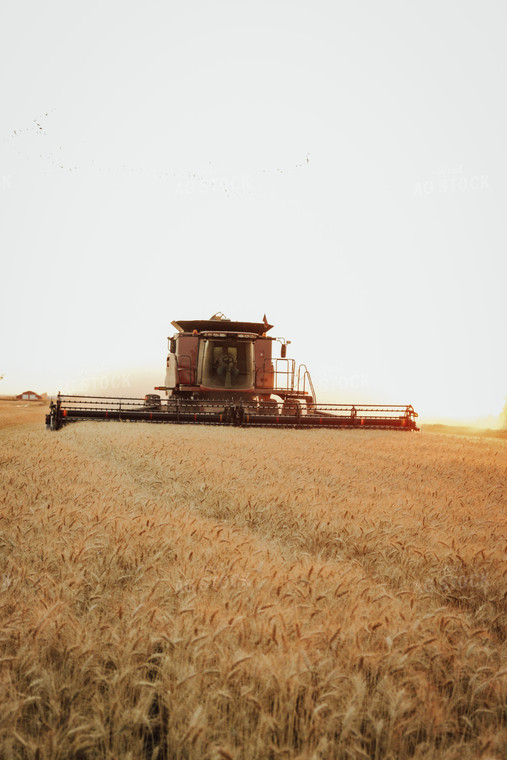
[46,313,418,431]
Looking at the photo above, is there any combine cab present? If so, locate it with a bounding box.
[46,313,419,431]
[158,314,313,407]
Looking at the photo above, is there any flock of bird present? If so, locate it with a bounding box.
[5,109,310,195]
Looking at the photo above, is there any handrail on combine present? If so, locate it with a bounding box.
[262,357,296,393]
[296,364,316,404]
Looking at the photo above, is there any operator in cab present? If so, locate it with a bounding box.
[216,347,239,383]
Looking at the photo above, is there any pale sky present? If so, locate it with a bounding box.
[1,1,506,424]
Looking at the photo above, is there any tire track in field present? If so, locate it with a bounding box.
[52,422,507,632]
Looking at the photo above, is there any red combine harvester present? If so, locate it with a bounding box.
[46,313,419,431]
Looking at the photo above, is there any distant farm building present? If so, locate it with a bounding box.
[16,391,42,401]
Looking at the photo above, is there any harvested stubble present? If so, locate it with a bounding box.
[0,417,506,760]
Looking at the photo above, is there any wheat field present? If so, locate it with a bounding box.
[0,408,506,759]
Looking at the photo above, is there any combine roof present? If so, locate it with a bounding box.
[171,319,273,335]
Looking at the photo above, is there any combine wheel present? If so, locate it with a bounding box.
[46,401,60,431]
[282,399,301,417]
[144,394,161,410]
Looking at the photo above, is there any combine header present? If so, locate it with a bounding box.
[46,313,418,431]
